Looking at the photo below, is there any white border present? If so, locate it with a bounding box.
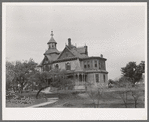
[2,2,147,120]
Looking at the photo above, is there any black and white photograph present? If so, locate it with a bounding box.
[2,2,147,120]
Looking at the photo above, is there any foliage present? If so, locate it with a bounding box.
[118,76,132,87]
[6,61,15,90]
[108,79,115,88]
[6,59,38,93]
[121,61,145,85]
[34,69,75,98]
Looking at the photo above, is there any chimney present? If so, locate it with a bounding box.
[68,38,71,47]
[100,54,103,58]
[84,45,88,56]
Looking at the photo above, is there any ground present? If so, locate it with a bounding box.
[6,90,47,107]
[6,85,145,108]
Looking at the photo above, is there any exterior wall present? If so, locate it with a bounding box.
[97,73,108,87]
[58,48,74,59]
[81,59,106,71]
[52,59,80,70]
[86,73,95,84]
[86,73,108,88]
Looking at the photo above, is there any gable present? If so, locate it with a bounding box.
[57,47,75,59]
[43,56,49,65]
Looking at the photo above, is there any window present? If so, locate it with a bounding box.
[44,65,49,71]
[55,64,59,69]
[65,62,71,70]
[94,60,97,68]
[87,61,90,68]
[95,74,99,83]
[103,74,106,82]
[99,61,101,69]
[84,61,87,69]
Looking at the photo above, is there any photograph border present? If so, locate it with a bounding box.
[1,0,148,121]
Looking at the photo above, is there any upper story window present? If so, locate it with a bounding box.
[84,61,87,69]
[87,61,90,68]
[94,60,97,68]
[55,64,59,69]
[99,61,101,69]
[65,62,71,70]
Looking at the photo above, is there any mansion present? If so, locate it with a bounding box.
[38,31,108,88]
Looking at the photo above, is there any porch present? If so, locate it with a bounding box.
[67,72,87,86]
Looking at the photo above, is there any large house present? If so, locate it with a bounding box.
[38,31,108,88]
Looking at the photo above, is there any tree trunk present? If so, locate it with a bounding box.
[36,86,49,99]
[135,100,137,108]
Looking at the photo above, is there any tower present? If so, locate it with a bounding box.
[44,31,60,61]
[47,31,57,49]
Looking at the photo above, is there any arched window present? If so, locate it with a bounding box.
[65,62,71,70]
[55,64,59,69]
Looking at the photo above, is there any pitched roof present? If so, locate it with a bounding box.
[44,48,60,55]
[70,48,88,58]
[47,37,57,44]
[38,59,44,67]
[46,55,59,62]
[76,47,86,54]
[57,45,88,60]
[74,59,84,72]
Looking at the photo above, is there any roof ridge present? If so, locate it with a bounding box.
[77,46,85,48]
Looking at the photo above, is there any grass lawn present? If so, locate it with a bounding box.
[41,85,145,108]
[6,85,145,108]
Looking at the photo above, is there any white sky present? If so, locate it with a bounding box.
[4,3,146,80]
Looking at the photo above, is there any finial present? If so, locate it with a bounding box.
[51,31,54,37]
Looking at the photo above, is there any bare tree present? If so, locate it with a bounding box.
[85,82,104,108]
[117,77,132,108]
[129,86,144,108]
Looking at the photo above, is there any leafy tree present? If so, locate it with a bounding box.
[35,69,75,99]
[6,61,15,90]
[6,59,38,93]
[121,61,145,85]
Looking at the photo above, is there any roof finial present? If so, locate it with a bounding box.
[51,31,54,37]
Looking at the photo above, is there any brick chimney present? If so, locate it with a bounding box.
[68,38,71,47]
[84,45,88,56]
